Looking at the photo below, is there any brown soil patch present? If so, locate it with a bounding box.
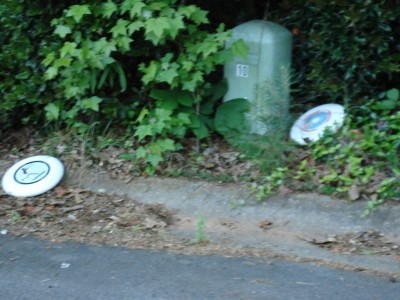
[304,231,400,256]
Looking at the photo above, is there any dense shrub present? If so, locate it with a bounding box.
[39,0,247,172]
[0,0,75,128]
[2,0,399,128]
[268,0,400,105]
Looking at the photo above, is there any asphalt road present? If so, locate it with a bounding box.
[0,235,398,300]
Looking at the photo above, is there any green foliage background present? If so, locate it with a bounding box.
[0,0,75,128]
[269,0,400,105]
[194,0,400,105]
[2,0,399,127]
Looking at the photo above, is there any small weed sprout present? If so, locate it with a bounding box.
[195,214,207,243]
[8,210,21,224]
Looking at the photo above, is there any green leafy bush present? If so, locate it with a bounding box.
[269,0,400,104]
[41,0,247,170]
[0,0,72,127]
[43,1,247,128]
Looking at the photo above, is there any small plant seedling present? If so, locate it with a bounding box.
[230,199,246,210]
[8,210,21,224]
[195,214,207,244]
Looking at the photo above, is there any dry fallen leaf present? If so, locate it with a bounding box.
[45,205,55,211]
[143,217,167,229]
[60,205,84,213]
[23,206,35,212]
[278,184,292,196]
[55,186,70,198]
[259,220,273,230]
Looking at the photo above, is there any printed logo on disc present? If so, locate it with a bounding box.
[14,161,50,184]
[301,110,331,132]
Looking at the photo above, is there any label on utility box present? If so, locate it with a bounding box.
[235,64,249,78]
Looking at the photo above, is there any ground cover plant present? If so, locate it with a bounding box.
[251,88,400,215]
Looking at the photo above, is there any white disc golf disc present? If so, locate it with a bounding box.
[2,155,64,197]
[290,104,345,145]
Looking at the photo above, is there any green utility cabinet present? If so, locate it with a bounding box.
[224,20,292,134]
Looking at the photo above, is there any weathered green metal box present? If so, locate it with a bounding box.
[224,20,292,134]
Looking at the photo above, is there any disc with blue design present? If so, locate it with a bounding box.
[2,155,64,197]
[290,104,345,145]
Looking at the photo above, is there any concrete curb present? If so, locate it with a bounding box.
[66,169,400,276]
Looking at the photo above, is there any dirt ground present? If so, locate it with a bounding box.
[1,183,399,260]
[1,128,399,274]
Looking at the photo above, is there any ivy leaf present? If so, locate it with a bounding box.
[93,38,108,52]
[157,138,176,151]
[110,19,130,38]
[145,17,170,45]
[178,5,197,18]
[101,0,118,19]
[54,25,71,38]
[65,86,81,98]
[167,17,185,39]
[182,71,203,92]
[231,39,250,59]
[154,108,172,124]
[136,146,147,159]
[65,5,92,23]
[135,125,153,141]
[81,96,102,112]
[181,60,193,71]
[64,106,79,120]
[146,153,164,167]
[148,2,168,10]
[196,41,219,58]
[44,103,60,120]
[140,61,159,85]
[121,0,146,19]
[156,68,179,85]
[116,36,133,53]
[44,66,59,80]
[42,52,55,67]
[127,21,144,35]
[160,6,174,18]
[54,57,72,68]
[60,42,77,58]
[190,8,209,25]
[121,0,135,14]
[99,39,117,57]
